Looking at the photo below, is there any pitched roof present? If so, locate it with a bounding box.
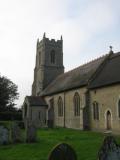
[41,55,107,96]
[26,96,47,106]
[89,52,120,89]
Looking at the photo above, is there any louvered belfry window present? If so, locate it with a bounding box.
[50,50,55,64]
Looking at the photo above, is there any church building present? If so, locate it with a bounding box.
[23,33,120,134]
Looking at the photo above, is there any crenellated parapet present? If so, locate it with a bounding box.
[37,33,63,49]
[32,33,64,96]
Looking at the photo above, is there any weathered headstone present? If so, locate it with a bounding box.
[98,136,120,160]
[0,126,9,145]
[11,122,22,143]
[26,123,37,143]
[48,143,77,160]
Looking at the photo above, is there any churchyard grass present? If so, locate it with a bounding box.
[0,127,120,160]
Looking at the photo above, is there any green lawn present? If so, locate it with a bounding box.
[0,128,120,160]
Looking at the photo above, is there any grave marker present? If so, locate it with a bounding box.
[26,123,37,143]
[98,136,120,160]
[48,143,77,160]
[11,122,22,143]
[0,126,9,145]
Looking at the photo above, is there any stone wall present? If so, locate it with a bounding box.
[32,36,64,96]
[23,98,47,128]
[30,106,47,127]
[45,87,87,130]
[90,84,120,133]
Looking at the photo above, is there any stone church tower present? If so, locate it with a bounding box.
[32,33,64,96]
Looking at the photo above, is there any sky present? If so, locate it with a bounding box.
[0,0,120,107]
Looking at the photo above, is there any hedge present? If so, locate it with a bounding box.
[0,112,22,121]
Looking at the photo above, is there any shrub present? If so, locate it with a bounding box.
[0,112,22,121]
[17,121,25,129]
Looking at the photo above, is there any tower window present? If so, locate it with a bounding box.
[74,92,80,116]
[58,97,63,117]
[93,101,99,120]
[50,50,55,64]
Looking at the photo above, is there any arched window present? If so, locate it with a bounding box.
[106,110,112,130]
[58,97,63,117]
[93,102,99,120]
[50,50,55,64]
[118,100,120,118]
[74,92,80,116]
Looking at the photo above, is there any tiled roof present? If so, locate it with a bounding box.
[26,96,47,106]
[89,52,120,89]
[41,54,107,96]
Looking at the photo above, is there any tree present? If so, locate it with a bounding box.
[0,75,19,112]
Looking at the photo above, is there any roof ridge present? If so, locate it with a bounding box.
[110,52,120,59]
[57,53,108,77]
[88,53,111,85]
[89,51,120,89]
[26,95,41,98]
[41,52,108,96]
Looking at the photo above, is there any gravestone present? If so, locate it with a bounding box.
[48,143,77,160]
[98,136,120,160]
[11,122,22,143]
[0,126,9,145]
[26,123,37,143]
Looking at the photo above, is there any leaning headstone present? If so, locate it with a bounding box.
[48,143,77,160]
[11,122,22,143]
[98,136,120,160]
[26,123,37,143]
[0,126,9,145]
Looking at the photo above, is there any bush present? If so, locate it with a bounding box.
[0,112,22,121]
[17,121,25,129]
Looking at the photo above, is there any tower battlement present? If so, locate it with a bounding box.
[37,33,62,48]
[32,33,64,96]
